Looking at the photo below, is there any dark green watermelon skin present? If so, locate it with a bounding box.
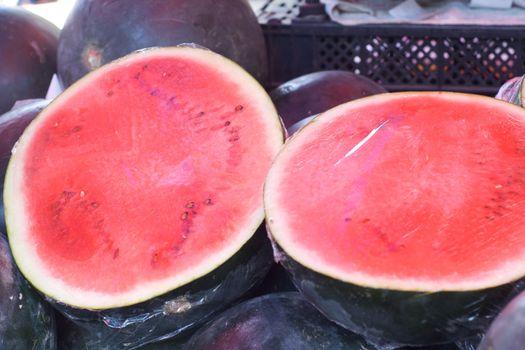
[477,289,525,350]
[0,99,49,234]
[56,226,273,350]
[57,0,268,87]
[0,6,58,114]
[270,71,387,129]
[0,235,57,349]
[183,292,376,350]
[275,245,521,348]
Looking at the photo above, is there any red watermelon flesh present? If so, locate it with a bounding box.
[4,47,283,309]
[265,92,525,291]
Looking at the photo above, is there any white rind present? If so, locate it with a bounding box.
[265,91,525,292]
[4,47,284,310]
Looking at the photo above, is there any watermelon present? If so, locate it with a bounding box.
[0,6,59,114]
[477,288,525,350]
[4,47,284,348]
[183,292,375,350]
[58,0,268,87]
[270,71,387,130]
[264,92,525,347]
[0,99,50,234]
[0,234,56,349]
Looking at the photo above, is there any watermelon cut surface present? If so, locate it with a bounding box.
[4,47,283,310]
[266,92,525,291]
[264,92,525,346]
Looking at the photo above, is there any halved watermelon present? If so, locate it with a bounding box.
[264,92,525,347]
[4,47,284,347]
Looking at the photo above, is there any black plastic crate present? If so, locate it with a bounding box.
[257,0,525,95]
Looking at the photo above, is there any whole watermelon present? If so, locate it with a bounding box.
[0,6,59,114]
[58,0,268,87]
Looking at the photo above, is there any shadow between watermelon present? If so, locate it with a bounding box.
[264,92,525,348]
[4,47,284,348]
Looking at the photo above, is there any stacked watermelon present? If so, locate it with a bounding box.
[3,1,525,350]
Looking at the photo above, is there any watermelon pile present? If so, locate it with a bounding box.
[2,1,525,350]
